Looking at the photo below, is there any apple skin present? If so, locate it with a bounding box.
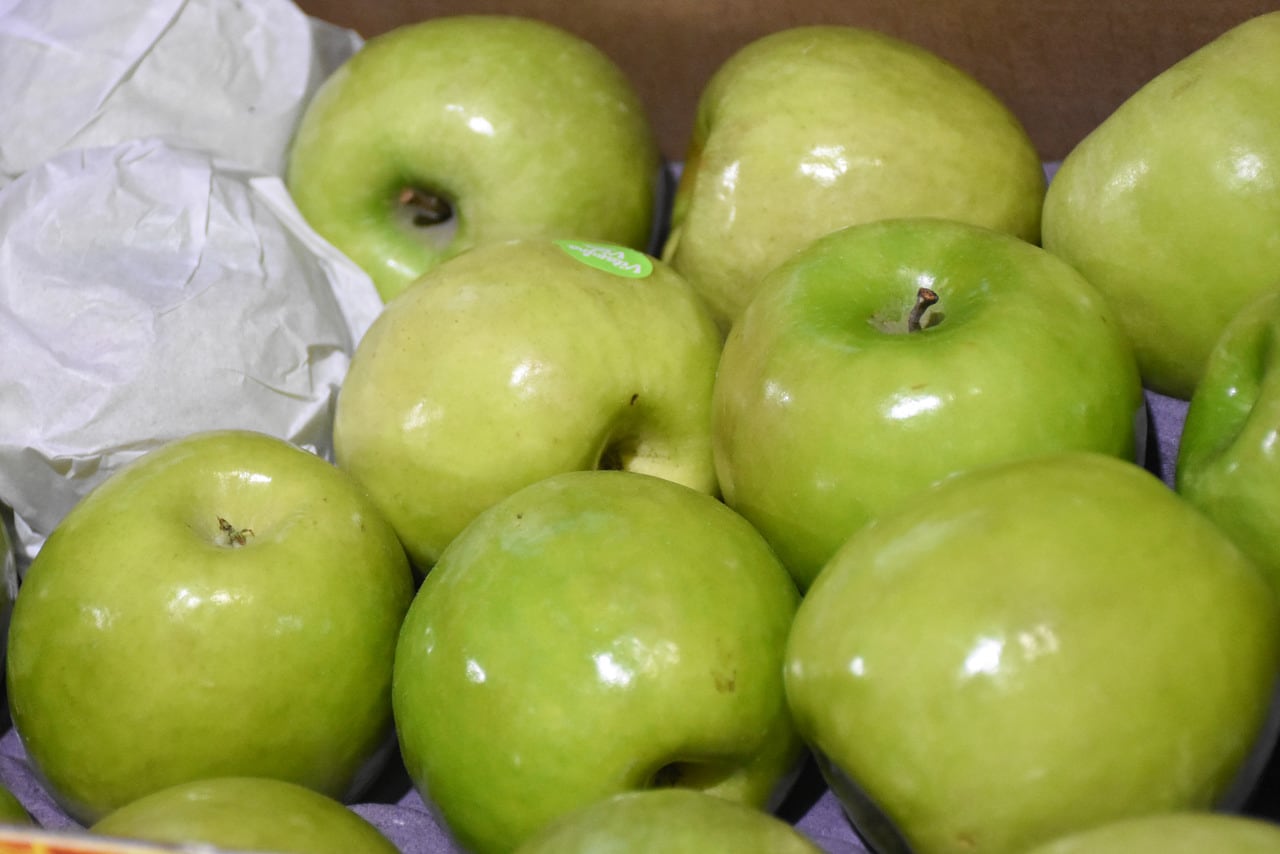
[0,781,30,826]
[1042,12,1280,400]
[1176,288,1280,592]
[785,451,1280,854]
[333,238,722,574]
[662,24,1046,331]
[1021,811,1280,854]
[5,430,415,824]
[89,777,398,854]
[286,15,661,302]
[392,469,806,854]
[512,789,823,854]
[713,217,1144,590]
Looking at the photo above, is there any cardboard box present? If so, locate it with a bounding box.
[292,0,1278,162]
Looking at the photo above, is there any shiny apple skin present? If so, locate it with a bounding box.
[785,452,1280,854]
[1023,811,1280,854]
[662,24,1046,331]
[713,217,1144,590]
[90,777,399,854]
[1177,288,1280,591]
[392,469,805,854]
[286,15,661,302]
[6,430,415,824]
[1042,12,1280,400]
[513,789,823,854]
[333,238,722,575]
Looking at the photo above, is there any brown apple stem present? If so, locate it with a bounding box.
[908,287,940,333]
[216,516,254,548]
[398,187,452,227]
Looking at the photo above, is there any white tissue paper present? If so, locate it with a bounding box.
[0,0,362,186]
[0,137,385,567]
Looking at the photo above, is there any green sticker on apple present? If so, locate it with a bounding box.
[556,240,653,278]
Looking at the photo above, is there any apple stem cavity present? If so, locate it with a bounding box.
[398,187,453,227]
[215,516,254,548]
[907,287,940,333]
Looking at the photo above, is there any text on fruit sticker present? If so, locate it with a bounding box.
[555,240,653,278]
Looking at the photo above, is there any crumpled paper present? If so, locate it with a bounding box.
[0,0,361,186]
[0,137,384,566]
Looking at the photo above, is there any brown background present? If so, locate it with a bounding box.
[294,0,1278,163]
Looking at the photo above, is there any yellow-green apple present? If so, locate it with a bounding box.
[714,217,1144,590]
[0,781,30,826]
[1177,288,1280,592]
[90,777,398,854]
[1022,812,1280,854]
[5,430,415,824]
[333,238,722,574]
[1042,12,1280,400]
[286,15,662,302]
[785,452,1280,854]
[662,24,1046,331]
[392,469,805,854]
[513,789,823,854]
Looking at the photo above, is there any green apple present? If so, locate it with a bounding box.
[90,777,397,854]
[0,781,30,826]
[662,24,1046,331]
[1022,811,1280,854]
[785,451,1280,854]
[393,469,805,854]
[1042,12,1280,400]
[714,217,1144,590]
[333,238,722,573]
[286,14,662,302]
[512,789,823,854]
[1177,288,1280,592]
[6,430,415,824]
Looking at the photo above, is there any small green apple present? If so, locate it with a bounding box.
[286,14,662,302]
[662,24,1046,330]
[333,238,722,573]
[513,789,823,854]
[392,469,805,854]
[0,780,30,826]
[714,217,1144,590]
[6,430,415,824]
[89,777,398,854]
[1176,288,1280,592]
[1042,12,1280,400]
[785,452,1280,854]
[1023,811,1280,854]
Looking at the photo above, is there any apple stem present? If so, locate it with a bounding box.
[398,187,452,227]
[216,517,254,548]
[907,287,939,333]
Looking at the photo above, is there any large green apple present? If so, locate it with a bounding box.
[662,24,1046,331]
[90,777,398,854]
[785,451,1280,854]
[1176,288,1280,592]
[714,217,1144,590]
[286,14,662,302]
[333,238,722,573]
[1042,12,1280,400]
[392,469,805,854]
[1022,811,1280,854]
[6,430,415,824]
[513,789,822,854]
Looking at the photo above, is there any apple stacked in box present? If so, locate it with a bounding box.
[1042,11,1280,401]
[286,14,663,303]
[2,5,1280,854]
[661,24,1047,332]
[5,430,416,825]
